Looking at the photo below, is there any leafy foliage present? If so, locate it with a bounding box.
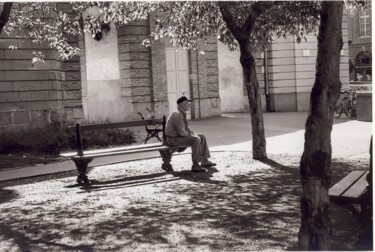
[0,1,366,60]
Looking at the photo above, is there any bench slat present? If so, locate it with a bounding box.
[67,119,163,132]
[71,145,177,160]
[60,142,164,158]
[329,170,368,202]
[329,171,366,199]
[341,171,369,202]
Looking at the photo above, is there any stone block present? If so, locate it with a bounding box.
[13,81,53,91]
[63,90,82,100]
[72,108,84,119]
[130,61,150,69]
[0,71,4,81]
[20,91,62,101]
[62,81,81,90]
[118,35,148,44]
[118,43,130,53]
[63,100,83,108]
[117,26,148,36]
[0,101,62,112]
[130,78,151,87]
[119,53,131,61]
[64,71,80,81]
[132,86,151,96]
[0,112,12,125]
[0,82,13,91]
[13,111,30,124]
[0,92,20,102]
[62,61,80,71]
[30,110,50,123]
[130,69,151,78]
[5,49,59,60]
[129,52,150,61]
[5,70,51,81]
[129,43,149,52]
[131,96,151,103]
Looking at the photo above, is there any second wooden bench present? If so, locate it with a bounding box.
[329,170,371,222]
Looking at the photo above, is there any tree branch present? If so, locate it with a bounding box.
[218,2,246,41]
[0,2,14,35]
[242,1,274,35]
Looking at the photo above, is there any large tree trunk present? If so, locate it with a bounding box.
[218,2,267,160]
[0,2,13,35]
[298,2,343,250]
[240,42,267,159]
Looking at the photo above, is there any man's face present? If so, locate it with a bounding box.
[179,100,191,112]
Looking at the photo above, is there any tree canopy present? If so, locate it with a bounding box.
[0,1,322,60]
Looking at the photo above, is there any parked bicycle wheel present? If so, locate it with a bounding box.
[334,97,347,118]
[344,98,356,119]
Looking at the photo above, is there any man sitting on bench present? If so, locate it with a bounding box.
[165,96,216,172]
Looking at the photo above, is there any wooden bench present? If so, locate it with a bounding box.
[60,116,177,184]
[329,170,371,222]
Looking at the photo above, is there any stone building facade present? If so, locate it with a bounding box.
[0,18,221,133]
[347,0,372,83]
[219,12,351,112]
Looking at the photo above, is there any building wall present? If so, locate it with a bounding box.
[347,5,372,83]
[0,15,221,133]
[219,13,350,113]
[218,43,266,113]
[268,14,350,112]
[0,31,83,133]
[189,37,221,119]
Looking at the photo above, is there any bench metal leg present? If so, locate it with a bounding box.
[159,150,174,172]
[72,158,93,184]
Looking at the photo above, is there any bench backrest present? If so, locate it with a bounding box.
[67,118,164,132]
[68,116,167,156]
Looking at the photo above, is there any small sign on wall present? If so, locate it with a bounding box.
[302,50,310,57]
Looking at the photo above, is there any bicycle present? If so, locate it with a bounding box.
[334,89,357,119]
[138,108,163,143]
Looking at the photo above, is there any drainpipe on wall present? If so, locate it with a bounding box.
[196,50,202,119]
[264,47,271,112]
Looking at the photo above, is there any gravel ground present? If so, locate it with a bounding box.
[0,151,371,251]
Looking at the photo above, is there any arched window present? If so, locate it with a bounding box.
[359,0,371,38]
[354,51,372,82]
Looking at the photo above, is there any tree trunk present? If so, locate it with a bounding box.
[240,42,267,159]
[0,2,13,35]
[298,2,343,250]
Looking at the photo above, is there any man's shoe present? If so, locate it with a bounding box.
[191,164,206,172]
[201,161,216,167]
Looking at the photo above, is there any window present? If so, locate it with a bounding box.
[353,52,372,82]
[359,0,371,37]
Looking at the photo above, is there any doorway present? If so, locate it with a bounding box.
[165,48,191,119]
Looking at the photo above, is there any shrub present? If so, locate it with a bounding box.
[0,123,135,156]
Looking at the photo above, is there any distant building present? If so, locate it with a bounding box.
[219,12,351,112]
[347,0,372,84]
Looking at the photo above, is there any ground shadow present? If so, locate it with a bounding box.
[0,155,371,251]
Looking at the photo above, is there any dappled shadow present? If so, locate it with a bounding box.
[72,172,180,193]
[0,188,18,204]
[0,154,371,251]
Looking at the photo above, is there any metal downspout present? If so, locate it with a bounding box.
[196,50,202,119]
[264,47,271,112]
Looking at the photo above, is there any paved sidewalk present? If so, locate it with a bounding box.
[0,112,372,182]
